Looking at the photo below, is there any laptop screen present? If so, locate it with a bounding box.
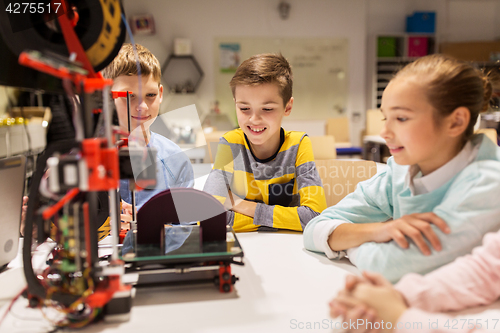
[0,156,26,268]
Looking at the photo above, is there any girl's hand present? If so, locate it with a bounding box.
[331,272,408,333]
[371,212,450,255]
[350,272,408,329]
[330,296,380,333]
[330,273,394,320]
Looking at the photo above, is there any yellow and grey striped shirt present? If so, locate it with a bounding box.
[203,128,326,232]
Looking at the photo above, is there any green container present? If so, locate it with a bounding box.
[377,37,397,57]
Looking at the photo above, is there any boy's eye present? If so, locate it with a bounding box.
[263,108,274,112]
[397,117,408,122]
[146,93,157,98]
[239,107,250,112]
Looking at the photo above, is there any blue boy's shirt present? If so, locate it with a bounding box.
[120,131,194,255]
[303,134,500,283]
[119,131,194,209]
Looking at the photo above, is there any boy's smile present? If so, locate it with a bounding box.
[234,83,293,160]
[249,126,266,133]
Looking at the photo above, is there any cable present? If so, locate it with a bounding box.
[121,13,142,94]
[20,93,33,156]
[121,13,144,144]
[0,287,27,328]
[121,12,152,230]
[23,140,81,307]
[62,79,84,141]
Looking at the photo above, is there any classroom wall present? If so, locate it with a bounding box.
[123,0,368,144]
[1,0,499,144]
[124,0,500,146]
[365,0,500,139]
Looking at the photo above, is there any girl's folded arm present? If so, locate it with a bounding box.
[327,222,385,251]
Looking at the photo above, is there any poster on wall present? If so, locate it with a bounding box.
[219,43,241,73]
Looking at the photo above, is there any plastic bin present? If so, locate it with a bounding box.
[378,37,397,57]
[408,37,429,57]
[406,12,435,33]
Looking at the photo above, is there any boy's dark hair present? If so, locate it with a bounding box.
[229,53,293,106]
[101,43,161,84]
[394,54,493,140]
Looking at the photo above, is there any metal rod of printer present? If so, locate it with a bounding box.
[103,85,119,261]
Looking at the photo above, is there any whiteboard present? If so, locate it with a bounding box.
[214,37,348,124]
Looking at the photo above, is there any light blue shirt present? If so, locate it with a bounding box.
[119,131,194,209]
[304,134,500,282]
[120,132,194,255]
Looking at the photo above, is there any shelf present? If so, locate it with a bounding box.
[372,33,436,108]
[377,33,436,59]
[162,55,204,93]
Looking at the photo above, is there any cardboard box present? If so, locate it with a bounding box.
[440,41,500,62]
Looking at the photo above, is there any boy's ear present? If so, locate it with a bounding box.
[159,84,164,103]
[447,106,470,137]
[284,97,293,116]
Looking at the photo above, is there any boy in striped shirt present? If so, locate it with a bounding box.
[203,53,326,232]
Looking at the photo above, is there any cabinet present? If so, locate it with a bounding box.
[162,55,204,93]
[372,33,436,108]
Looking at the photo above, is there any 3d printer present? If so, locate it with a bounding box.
[0,0,242,328]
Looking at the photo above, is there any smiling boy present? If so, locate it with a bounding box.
[102,43,194,215]
[203,53,326,232]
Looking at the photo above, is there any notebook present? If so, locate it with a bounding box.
[0,155,26,269]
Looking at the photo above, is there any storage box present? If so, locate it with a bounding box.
[440,41,500,62]
[406,12,435,33]
[408,37,429,57]
[377,37,397,57]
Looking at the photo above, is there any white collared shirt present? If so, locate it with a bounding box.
[406,141,479,196]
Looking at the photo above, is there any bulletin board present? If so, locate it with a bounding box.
[214,37,348,123]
